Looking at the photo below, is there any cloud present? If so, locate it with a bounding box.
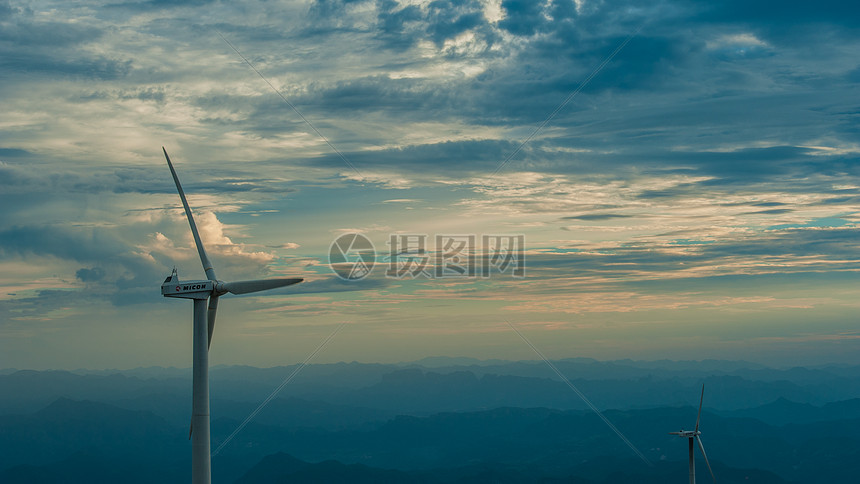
[75,267,106,283]
[2,0,860,367]
[0,9,131,80]
[0,148,32,158]
[700,0,860,28]
[108,0,223,12]
[561,213,634,221]
[499,0,551,36]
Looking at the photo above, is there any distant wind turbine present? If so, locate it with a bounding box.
[160,147,303,484]
[669,384,716,484]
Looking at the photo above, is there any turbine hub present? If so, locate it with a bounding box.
[213,281,228,296]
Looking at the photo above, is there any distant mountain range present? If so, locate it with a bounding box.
[1,358,858,482]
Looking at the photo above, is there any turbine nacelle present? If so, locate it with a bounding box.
[669,429,701,438]
[162,269,215,299]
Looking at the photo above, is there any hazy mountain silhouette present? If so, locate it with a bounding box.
[0,451,186,484]
[2,359,859,483]
[235,452,424,484]
[232,452,793,484]
[725,397,860,425]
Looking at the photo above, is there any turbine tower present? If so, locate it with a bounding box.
[160,147,303,484]
[669,384,716,484]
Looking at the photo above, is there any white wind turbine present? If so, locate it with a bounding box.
[160,147,303,484]
[669,384,716,484]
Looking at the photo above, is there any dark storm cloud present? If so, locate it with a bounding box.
[301,0,376,37]
[635,182,704,200]
[423,0,487,47]
[3,1,857,247]
[0,148,32,158]
[169,0,858,189]
[703,227,860,260]
[276,33,698,125]
[302,134,855,195]
[307,139,521,173]
[0,160,291,198]
[309,0,372,19]
[561,214,633,221]
[0,220,172,304]
[821,196,860,205]
[273,76,440,116]
[0,8,130,80]
[0,54,131,79]
[119,87,167,103]
[0,225,131,263]
[573,34,700,93]
[0,221,231,309]
[268,132,859,196]
[76,267,106,282]
[111,0,222,11]
[666,146,815,177]
[752,202,786,207]
[0,161,38,192]
[0,289,99,323]
[0,1,15,19]
[698,0,860,28]
[206,0,850,184]
[743,208,794,216]
[372,0,496,50]
[375,0,423,50]
[528,225,860,289]
[0,17,103,46]
[499,0,551,36]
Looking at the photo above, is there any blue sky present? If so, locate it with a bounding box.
[1,0,859,369]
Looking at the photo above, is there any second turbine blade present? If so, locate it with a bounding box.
[223,278,303,295]
[207,295,219,349]
[697,436,716,483]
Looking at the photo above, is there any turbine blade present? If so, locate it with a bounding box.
[696,436,716,483]
[695,384,705,432]
[163,147,217,281]
[207,295,219,349]
[223,278,303,295]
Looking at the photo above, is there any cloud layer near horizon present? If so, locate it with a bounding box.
[1,0,858,368]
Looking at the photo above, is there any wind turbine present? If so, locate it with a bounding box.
[159,147,303,484]
[669,384,716,484]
